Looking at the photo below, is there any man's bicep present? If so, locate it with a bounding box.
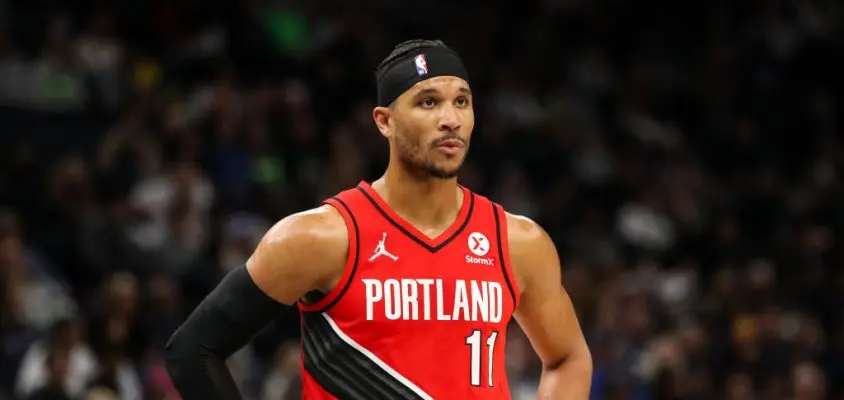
[512,222,586,367]
[514,281,584,367]
[246,207,346,305]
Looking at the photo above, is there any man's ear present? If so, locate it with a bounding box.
[372,106,393,139]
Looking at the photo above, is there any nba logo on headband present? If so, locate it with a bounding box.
[414,54,428,76]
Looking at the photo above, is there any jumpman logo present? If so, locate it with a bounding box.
[369,232,399,262]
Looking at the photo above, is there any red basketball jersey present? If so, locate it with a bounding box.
[298,181,520,400]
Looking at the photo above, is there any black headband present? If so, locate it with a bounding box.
[376,47,470,107]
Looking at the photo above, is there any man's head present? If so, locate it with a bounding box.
[372,39,474,179]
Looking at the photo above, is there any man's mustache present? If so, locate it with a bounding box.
[430,134,468,147]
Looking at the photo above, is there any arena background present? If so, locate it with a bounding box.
[1,0,842,399]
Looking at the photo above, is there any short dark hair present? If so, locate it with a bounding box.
[375,39,453,81]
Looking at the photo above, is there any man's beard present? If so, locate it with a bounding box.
[419,158,462,179]
[396,137,467,179]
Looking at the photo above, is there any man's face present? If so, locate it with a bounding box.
[374,76,474,179]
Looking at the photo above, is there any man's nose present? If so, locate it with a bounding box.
[438,105,461,131]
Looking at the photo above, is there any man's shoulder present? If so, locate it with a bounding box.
[247,205,350,300]
[263,205,348,248]
[498,211,561,296]
[503,211,546,246]
[503,211,556,268]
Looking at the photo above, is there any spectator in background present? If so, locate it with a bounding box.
[29,9,87,112]
[16,319,97,399]
[25,346,72,400]
[260,342,301,400]
[140,273,184,350]
[87,272,144,360]
[82,343,142,400]
[75,9,124,110]
[142,348,180,400]
[127,160,213,275]
[0,210,76,332]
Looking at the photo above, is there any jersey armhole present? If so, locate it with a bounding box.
[298,197,360,313]
[493,203,521,311]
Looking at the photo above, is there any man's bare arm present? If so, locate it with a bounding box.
[508,214,593,400]
[246,206,348,304]
[165,206,347,399]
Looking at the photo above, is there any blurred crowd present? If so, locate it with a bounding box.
[1,0,843,399]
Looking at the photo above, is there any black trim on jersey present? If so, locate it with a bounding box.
[492,205,517,306]
[301,312,428,400]
[307,197,360,314]
[356,186,475,253]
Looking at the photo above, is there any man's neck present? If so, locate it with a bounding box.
[371,165,462,229]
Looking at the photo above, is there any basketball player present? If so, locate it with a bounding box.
[165,39,592,399]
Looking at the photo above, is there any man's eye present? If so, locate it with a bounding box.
[420,98,436,107]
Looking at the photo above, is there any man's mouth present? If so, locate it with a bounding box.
[434,139,464,154]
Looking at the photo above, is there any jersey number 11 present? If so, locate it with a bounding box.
[465,329,499,387]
